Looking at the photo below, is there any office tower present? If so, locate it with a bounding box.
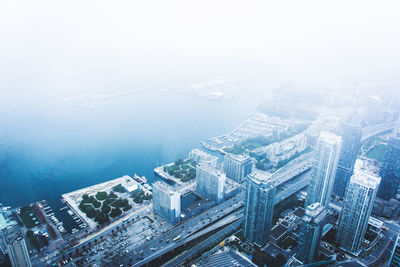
[332,123,362,198]
[336,169,381,255]
[224,153,253,183]
[2,225,32,267]
[152,181,181,224]
[389,235,400,267]
[295,202,328,264]
[243,172,276,246]
[196,164,226,203]
[188,149,218,168]
[377,137,400,200]
[306,131,342,207]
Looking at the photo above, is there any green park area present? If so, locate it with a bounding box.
[163,159,196,182]
[224,123,310,155]
[130,190,152,204]
[19,205,40,229]
[78,189,132,225]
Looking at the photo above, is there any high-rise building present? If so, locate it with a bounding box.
[152,181,181,224]
[189,149,218,168]
[389,234,400,267]
[2,225,32,267]
[295,202,328,264]
[377,137,400,200]
[224,153,253,183]
[196,164,226,203]
[332,123,362,198]
[243,171,276,246]
[336,168,381,255]
[306,131,342,207]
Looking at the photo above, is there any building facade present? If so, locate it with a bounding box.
[152,181,181,224]
[336,168,381,255]
[389,234,400,267]
[196,164,226,203]
[2,225,32,267]
[243,172,276,246]
[332,123,362,198]
[295,202,328,264]
[377,137,400,200]
[223,153,253,183]
[306,131,342,208]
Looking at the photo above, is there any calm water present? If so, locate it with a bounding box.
[0,90,258,211]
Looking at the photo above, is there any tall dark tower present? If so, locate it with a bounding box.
[332,123,362,198]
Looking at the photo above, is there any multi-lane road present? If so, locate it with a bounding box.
[107,193,245,267]
[162,219,243,267]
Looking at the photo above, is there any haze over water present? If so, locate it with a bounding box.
[0,90,259,209]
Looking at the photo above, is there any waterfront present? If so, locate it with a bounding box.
[0,90,259,223]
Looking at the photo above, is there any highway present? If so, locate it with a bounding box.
[108,193,245,267]
[162,219,243,267]
[361,122,393,143]
[270,152,313,187]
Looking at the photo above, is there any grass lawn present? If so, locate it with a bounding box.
[79,191,131,224]
[164,159,196,182]
[19,206,40,229]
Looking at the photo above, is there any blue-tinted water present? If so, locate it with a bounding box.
[0,90,258,213]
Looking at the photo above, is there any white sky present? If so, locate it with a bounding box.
[1,0,400,94]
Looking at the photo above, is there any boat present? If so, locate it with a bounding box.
[133,174,147,184]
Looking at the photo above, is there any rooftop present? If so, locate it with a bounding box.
[350,168,381,189]
[225,153,252,163]
[304,202,327,223]
[319,131,342,145]
[153,181,181,197]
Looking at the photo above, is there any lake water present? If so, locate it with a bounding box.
[0,90,259,213]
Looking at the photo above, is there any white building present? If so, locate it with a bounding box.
[336,168,381,255]
[196,164,226,203]
[223,153,253,183]
[306,131,342,208]
[152,181,181,224]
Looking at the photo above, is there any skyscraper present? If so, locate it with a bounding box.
[295,202,328,264]
[336,168,381,255]
[306,131,342,207]
[224,153,253,183]
[332,123,362,198]
[196,164,226,203]
[389,234,400,267]
[377,137,400,200]
[152,181,181,224]
[243,171,276,246]
[2,225,32,267]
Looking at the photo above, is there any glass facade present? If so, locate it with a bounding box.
[377,137,400,200]
[243,172,276,246]
[296,202,327,264]
[336,169,380,254]
[332,123,362,198]
[306,131,342,208]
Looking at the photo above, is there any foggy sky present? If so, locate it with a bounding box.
[1,0,400,96]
